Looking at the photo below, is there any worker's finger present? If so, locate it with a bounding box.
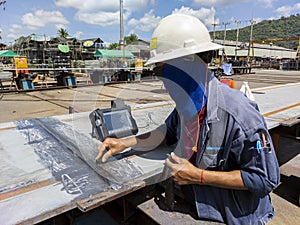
[170,152,184,164]
[101,150,113,163]
[168,152,191,174]
[165,157,177,171]
[96,141,109,161]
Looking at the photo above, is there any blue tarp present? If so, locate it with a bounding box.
[222,63,233,76]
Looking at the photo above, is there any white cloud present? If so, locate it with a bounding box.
[57,0,122,26]
[75,11,119,26]
[55,0,152,26]
[211,0,275,9]
[193,0,248,6]
[127,6,219,37]
[21,10,69,30]
[55,0,150,12]
[9,24,22,33]
[257,0,274,8]
[253,17,263,23]
[74,31,84,39]
[7,33,20,40]
[75,10,131,26]
[7,24,24,40]
[194,0,275,8]
[275,3,300,17]
[124,0,149,12]
[55,0,118,13]
[172,6,218,29]
[128,9,161,32]
[55,24,67,30]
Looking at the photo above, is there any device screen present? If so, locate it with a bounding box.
[103,109,133,134]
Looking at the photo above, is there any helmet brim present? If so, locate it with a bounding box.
[145,42,223,66]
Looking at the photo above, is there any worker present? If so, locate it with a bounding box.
[96,14,280,225]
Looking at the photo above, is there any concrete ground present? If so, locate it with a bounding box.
[1,68,300,123]
[0,68,299,224]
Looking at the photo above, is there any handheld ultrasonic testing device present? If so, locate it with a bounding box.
[89,99,138,142]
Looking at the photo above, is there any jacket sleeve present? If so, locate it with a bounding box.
[231,128,280,197]
[164,108,180,146]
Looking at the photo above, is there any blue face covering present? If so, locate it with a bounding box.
[161,57,208,120]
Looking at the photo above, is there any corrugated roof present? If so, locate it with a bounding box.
[0,50,19,57]
[217,44,296,58]
[94,49,134,59]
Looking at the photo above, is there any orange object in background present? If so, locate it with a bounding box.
[220,79,235,89]
[14,56,29,77]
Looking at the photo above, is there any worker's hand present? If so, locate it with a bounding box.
[96,137,127,163]
[165,152,202,185]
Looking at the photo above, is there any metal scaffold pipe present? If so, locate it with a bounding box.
[120,0,125,64]
[247,18,255,61]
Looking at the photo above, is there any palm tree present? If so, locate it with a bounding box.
[0,1,6,10]
[108,42,119,50]
[125,33,139,45]
[57,28,69,39]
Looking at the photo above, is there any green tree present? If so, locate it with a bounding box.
[211,14,300,49]
[125,33,138,45]
[57,28,69,39]
[108,42,119,50]
[108,34,139,49]
[0,1,6,10]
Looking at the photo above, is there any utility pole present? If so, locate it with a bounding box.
[221,22,229,62]
[211,21,220,65]
[119,0,125,66]
[247,18,255,61]
[235,20,241,60]
[212,21,219,42]
[222,22,230,45]
[43,34,46,64]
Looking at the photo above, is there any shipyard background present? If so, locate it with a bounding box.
[0,5,299,224]
[0,68,299,225]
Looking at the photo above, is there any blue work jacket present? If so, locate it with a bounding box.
[164,77,280,225]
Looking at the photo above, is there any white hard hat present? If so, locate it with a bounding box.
[145,14,223,65]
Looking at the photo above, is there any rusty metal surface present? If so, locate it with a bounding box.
[0,179,58,201]
[138,197,224,225]
[77,180,146,212]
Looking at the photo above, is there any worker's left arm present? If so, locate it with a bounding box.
[166,129,280,194]
[238,130,280,196]
[166,152,246,190]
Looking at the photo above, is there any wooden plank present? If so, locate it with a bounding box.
[77,180,146,212]
[263,103,300,118]
[0,179,58,201]
[0,125,16,130]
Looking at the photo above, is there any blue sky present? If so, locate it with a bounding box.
[0,0,299,45]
